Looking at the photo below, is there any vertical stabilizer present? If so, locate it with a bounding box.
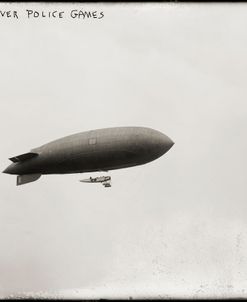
[17,174,41,186]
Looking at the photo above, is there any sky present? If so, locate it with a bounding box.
[0,2,247,299]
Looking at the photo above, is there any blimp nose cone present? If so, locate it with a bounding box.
[142,128,174,160]
[160,133,174,154]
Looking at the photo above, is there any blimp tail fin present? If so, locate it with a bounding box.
[9,152,38,163]
[17,174,41,186]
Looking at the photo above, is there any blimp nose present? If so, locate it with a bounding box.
[143,128,174,159]
[146,129,174,159]
[160,133,174,154]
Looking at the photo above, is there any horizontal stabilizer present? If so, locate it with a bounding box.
[9,152,38,163]
[17,174,41,186]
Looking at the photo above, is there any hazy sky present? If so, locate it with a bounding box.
[1,2,247,299]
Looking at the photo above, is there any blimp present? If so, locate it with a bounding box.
[3,127,174,187]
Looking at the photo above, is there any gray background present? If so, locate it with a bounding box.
[0,3,247,299]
